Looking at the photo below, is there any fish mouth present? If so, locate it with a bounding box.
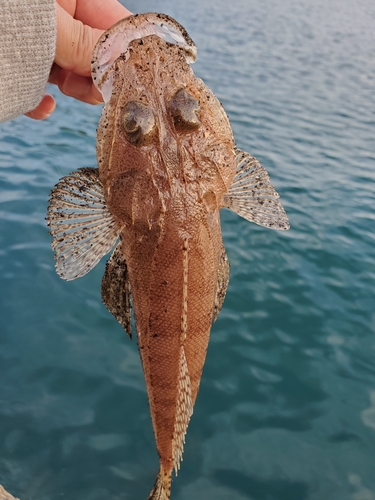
[92,13,197,102]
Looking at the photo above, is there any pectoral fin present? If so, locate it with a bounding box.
[213,243,230,322]
[101,241,132,339]
[47,168,121,281]
[223,149,290,230]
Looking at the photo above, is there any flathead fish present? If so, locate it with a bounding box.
[47,13,289,500]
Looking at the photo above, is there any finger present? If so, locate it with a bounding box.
[56,0,75,16]
[55,3,103,76]
[53,67,103,104]
[25,94,56,120]
[75,0,132,29]
[48,63,61,86]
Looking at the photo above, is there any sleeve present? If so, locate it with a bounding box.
[0,484,19,500]
[0,0,56,122]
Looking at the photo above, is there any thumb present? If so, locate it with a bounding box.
[55,3,103,77]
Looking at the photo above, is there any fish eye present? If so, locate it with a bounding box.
[169,88,201,131]
[122,101,156,145]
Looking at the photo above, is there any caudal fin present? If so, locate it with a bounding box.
[147,465,171,500]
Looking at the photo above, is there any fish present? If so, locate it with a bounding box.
[46,13,289,500]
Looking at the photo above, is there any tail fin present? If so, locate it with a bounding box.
[147,465,171,500]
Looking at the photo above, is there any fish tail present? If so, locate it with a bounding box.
[147,464,172,500]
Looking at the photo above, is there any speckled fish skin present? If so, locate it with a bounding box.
[96,30,236,497]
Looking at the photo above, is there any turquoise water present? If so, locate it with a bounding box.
[1,0,375,498]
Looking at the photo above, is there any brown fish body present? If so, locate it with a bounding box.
[97,36,236,477]
[47,13,289,500]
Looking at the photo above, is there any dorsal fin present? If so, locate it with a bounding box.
[172,346,193,474]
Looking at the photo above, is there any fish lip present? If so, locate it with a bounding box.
[91,13,197,103]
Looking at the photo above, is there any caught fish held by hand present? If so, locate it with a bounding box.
[47,13,289,500]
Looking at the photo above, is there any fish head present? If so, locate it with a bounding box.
[93,14,236,232]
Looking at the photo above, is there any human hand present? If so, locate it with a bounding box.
[26,0,132,120]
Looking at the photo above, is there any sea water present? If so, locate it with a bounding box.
[1,0,374,498]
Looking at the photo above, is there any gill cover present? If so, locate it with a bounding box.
[91,13,197,102]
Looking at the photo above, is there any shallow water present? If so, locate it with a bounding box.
[1,0,375,499]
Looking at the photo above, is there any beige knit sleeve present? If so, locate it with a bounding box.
[0,0,56,122]
[0,484,19,500]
